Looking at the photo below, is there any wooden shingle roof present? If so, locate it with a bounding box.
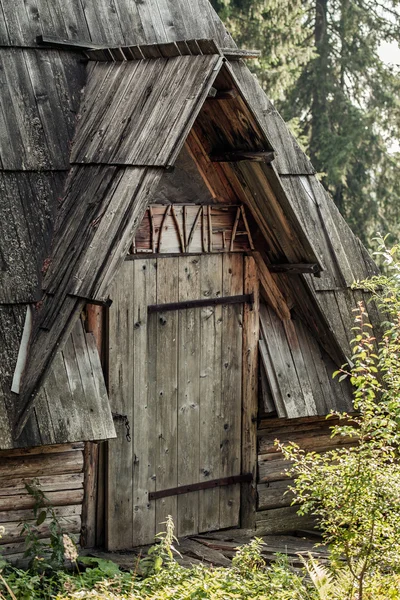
[15,47,326,437]
[0,0,382,442]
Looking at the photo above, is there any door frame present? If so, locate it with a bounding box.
[101,253,259,549]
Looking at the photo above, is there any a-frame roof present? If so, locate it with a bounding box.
[0,0,381,444]
[15,43,326,437]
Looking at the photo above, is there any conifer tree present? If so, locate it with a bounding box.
[212,0,400,244]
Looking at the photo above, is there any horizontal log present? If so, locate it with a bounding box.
[0,515,81,544]
[210,151,274,163]
[220,48,261,60]
[0,489,84,512]
[255,505,317,535]
[0,504,82,524]
[0,534,80,557]
[258,458,293,483]
[257,481,295,511]
[258,416,339,436]
[0,443,84,459]
[0,473,84,497]
[0,451,84,479]
[258,431,356,454]
[268,263,321,274]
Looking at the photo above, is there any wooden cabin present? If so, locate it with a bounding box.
[0,0,381,560]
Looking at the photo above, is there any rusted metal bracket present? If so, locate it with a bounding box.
[149,473,253,501]
[148,293,254,314]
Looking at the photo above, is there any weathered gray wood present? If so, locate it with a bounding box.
[258,457,293,483]
[260,304,309,418]
[257,480,296,510]
[72,54,222,167]
[0,450,83,479]
[258,339,286,418]
[177,256,201,537]
[240,255,259,529]
[107,262,135,550]
[199,254,223,532]
[0,504,81,524]
[259,363,276,415]
[155,257,179,531]
[219,253,243,529]
[256,505,316,535]
[132,258,157,546]
[0,473,84,496]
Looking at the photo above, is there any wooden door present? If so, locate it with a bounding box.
[107,254,253,549]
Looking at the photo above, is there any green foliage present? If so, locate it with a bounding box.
[210,0,315,100]
[211,0,400,244]
[138,515,181,577]
[281,238,400,599]
[19,481,77,572]
[231,537,266,574]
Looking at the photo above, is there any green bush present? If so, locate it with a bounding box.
[282,237,400,599]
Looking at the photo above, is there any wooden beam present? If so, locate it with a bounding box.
[253,252,291,321]
[269,263,321,274]
[220,48,261,60]
[81,443,99,549]
[241,255,259,529]
[36,34,106,51]
[207,89,238,100]
[210,151,275,163]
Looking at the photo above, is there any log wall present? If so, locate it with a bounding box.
[0,443,84,565]
[255,415,356,534]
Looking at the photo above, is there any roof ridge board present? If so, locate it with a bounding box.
[83,38,222,61]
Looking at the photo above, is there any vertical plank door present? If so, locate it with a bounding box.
[107,253,254,548]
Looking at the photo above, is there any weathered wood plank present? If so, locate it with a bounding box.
[257,480,296,511]
[155,257,179,532]
[177,256,201,537]
[0,451,84,479]
[0,473,84,496]
[219,253,243,529]
[0,490,84,512]
[132,258,157,546]
[199,254,223,532]
[81,443,98,548]
[255,505,317,535]
[107,262,134,550]
[241,255,259,529]
[253,252,291,321]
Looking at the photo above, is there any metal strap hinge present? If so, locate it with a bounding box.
[148,473,252,501]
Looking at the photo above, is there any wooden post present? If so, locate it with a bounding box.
[241,255,259,529]
[81,442,99,548]
[82,304,105,548]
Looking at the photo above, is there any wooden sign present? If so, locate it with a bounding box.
[131,204,254,255]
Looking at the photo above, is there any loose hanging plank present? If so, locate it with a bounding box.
[240,255,259,529]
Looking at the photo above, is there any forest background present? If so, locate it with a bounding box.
[211,0,400,246]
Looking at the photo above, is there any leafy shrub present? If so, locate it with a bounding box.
[282,237,400,599]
